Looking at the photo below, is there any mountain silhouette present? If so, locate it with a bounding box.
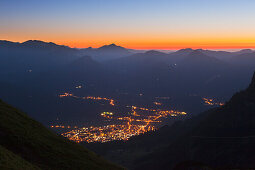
[98,43,123,50]
[0,40,72,50]
[81,43,132,61]
[174,48,194,55]
[180,50,226,67]
[0,40,81,80]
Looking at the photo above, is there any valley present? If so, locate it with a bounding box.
[52,93,187,143]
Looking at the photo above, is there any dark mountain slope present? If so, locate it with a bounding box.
[169,50,234,96]
[106,50,171,70]
[197,49,253,61]
[171,48,193,56]
[0,145,40,170]
[230,52,255,68]
[176,50,228,77]
[135,71,255,169]
[103,50,180,96]
[170,48,253,62]
[0,40,81,82]
[0,99,122,170]
[22,55,117,97]
[103,49,244,98]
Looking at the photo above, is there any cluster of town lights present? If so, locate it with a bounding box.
[54,93,187,143]
[202,98,224,106]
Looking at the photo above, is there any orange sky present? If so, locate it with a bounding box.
[64,41,255,50]
[3,30,255,50]
[43,38,255,50]
[2,0,255,50]
[2,34,255,50]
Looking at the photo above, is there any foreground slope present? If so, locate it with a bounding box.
[0,145,39,170]
[0,99,122,170]
[135,72,255,169]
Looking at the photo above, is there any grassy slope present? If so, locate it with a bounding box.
[0,99,123,170]
[0,145,40,170]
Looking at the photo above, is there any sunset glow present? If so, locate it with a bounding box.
[1,0,255,50]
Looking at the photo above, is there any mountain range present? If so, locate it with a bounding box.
[1,40,255,125]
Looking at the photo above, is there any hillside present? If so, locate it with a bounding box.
[0,99,122,170]
[135,71,255,169]
[0,145,40,170]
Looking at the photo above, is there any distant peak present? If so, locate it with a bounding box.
[98,43,126,50]
[145,50,165,55]
[23,40,47,44]
[22,40,57,46]
[0,40,15,43]
[185,48,193,50]
[196,48,204,51]
[109,43,117,46]
[175,48,194,55]
[103,43,118,47]
[178,48,193,52]
[0,40,19,46]
[189,49,205,55]
[239,49,253,53]
[21,40,69,49]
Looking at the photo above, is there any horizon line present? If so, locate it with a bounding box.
[2,39,255,51]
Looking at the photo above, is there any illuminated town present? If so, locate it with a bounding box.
[52,93,187,143]
[59,93,115,106]
[202,97,225,106]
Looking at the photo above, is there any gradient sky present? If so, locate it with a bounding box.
[1,0,255,49]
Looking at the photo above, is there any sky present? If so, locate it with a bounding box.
[1,0,255,49]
